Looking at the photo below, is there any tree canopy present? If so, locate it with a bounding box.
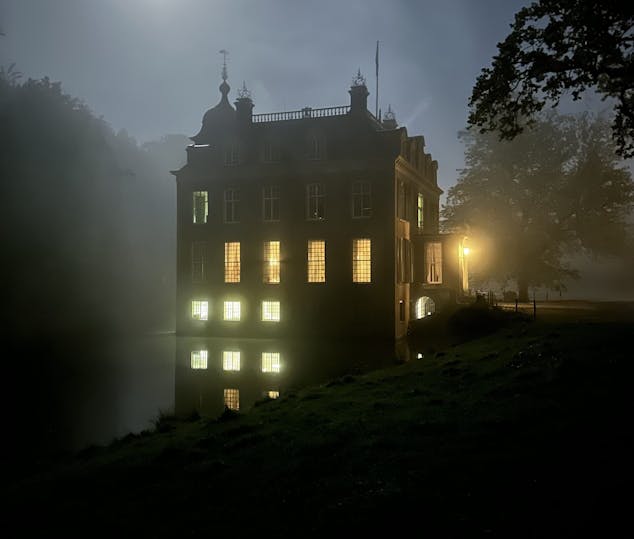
[468,0,634,157]
[443,112,634,301]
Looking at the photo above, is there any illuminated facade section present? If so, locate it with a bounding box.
[190,350,208,369]
[191,300,209,320]
[193,191,208,224]
[261,301,280,322]
[224,242,240,283]
[267,391,280,399]
[352,239,371,283]
[263,241,281,284]
[307,240,326,283]
[352,180,371,218]
[261,352,281,373]
[223,301,241,321]
[224,389,240,410]
[222,350,241,371]
[426,242,442,284]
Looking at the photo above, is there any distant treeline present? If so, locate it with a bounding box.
[0,73,188,337]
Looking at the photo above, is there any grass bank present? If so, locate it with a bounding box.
[8,313,633,537]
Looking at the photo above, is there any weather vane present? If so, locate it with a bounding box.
[219,49,229,81]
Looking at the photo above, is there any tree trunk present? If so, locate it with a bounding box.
[517,278,529,303]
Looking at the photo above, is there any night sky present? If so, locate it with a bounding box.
[1,0,533,195]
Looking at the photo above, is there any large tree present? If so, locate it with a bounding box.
[443,112,634,301]
[468,0,634,157]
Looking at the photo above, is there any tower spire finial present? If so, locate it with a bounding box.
[219,49,229,81]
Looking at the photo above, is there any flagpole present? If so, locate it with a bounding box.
[375,41,379,119]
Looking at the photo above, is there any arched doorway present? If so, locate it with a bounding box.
[414,296,436,319]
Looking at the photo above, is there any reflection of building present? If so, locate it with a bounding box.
[173,66,468,339]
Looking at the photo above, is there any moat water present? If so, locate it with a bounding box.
[12,333,412,455]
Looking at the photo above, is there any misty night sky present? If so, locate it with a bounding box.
[1,0,538,195]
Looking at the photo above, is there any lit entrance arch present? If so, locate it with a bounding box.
[414,296,436,319]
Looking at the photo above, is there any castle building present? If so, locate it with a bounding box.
[173,68,468,340]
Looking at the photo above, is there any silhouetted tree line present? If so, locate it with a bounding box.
[0,73,188,338]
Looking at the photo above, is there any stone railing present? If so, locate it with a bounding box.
[252,105,350,123]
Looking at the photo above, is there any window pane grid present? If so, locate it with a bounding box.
[262,301,280,322]
[224,189,239,223]
[263,241,281,283]
[263,186,280,221]
[223,301,241,321]
[224,242,240,283]
[261,352,281,373]
[417,193,424,229]
[307,183,325,220]
[353,239,371,283]
[192,241,206,282]
[426,242,443,284]
[191,300,209,320]
[307,240,325,282]
[352,181,372,218]
[193,191,208,224]
[224,389,239,410]
[222,350,241,371]
[190,350,208,369]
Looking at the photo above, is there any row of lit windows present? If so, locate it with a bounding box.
[220,389,280,412]
[192,239,370,284]
[190,350,282,373]
[192,181,372,224]
[191,300,281,322]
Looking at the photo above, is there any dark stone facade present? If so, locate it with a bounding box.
[173,73,468,339]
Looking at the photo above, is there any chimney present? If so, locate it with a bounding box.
[235,81,254,125]
[349,69,369,114]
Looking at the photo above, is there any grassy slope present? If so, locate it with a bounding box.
[8,316,633,537]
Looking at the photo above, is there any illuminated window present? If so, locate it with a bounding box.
[191,300,209,321]
[224,189,240,223]
[417,193,424,229]
[415,296,436,319]
[193,191,208,224]
[306,183,325,220]
[224,144,239,166]
[263,186,280,221]
[261,301,280,322]
[223,301,241,321]
[267,391,280,399]
[222,350,241,371]
[352,238,371,283]
[352,181,371,218]
[224,242,240,283]
[191,241,206,282]
[261,352,281,373]
[426,242,443,284]
[263,241,280,284]
[307,240,325,283]
[224,389,239,410]
[190,350,208,370]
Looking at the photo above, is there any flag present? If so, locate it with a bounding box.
[375,41,379,77]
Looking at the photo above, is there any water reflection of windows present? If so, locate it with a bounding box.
[263,241,281,284]
[261,301,280,322]
[193,191,208,224]
[191,300,209,320]
[261,352,281,373]
[190,350,208,369]
[352,238,371,283]
[222,350,241,371]
[224,389,240,410]
[307,240,325,283]
[223,301,241,321]
[224,242,240,283]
